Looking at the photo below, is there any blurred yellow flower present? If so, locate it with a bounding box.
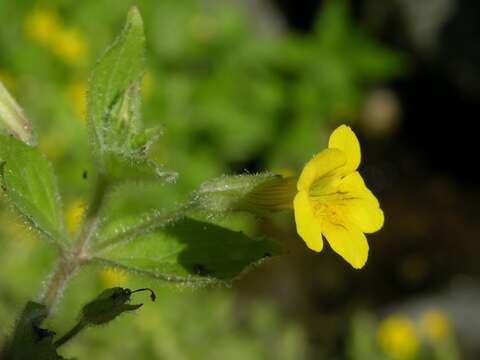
[52,28,88,65]
[293,125,384,269]
[39,134,67,161]
[0,71,16,92]
[64,199,85,233]
[190,14,215,41]
[99,267,128,287]
[24,9,88,66]
[377,314,419,360]
[24,9,61,46]
[142,69,154,100]
[67,80,87,121]
[420,308,452,342]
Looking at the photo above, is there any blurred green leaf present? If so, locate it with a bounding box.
[1,301,66,360]
[0,135,65,245]
[347,312,387,360]
[92,218,281,284]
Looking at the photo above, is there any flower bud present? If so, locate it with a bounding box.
[81,287,155,325]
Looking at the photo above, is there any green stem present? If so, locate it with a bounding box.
[73,175,108,257]
[54,321,87,348]
[39,256,75,314]
[40,175,109,313]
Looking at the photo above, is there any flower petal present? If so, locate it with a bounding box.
[322,222,369,269]
[297,148,346,192]
[293,191,323,252]
[339,172,384,233]
[328,125,361,174]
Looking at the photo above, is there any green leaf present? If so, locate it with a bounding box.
[87,7,144,156]
[0,135,65,244]
[87,6,161,178]
[92,218,281,284]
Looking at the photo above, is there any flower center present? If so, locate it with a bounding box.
[311,198,345,227]
[308,176,356,227]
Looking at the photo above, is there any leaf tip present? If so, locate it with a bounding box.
[127,6,144,29]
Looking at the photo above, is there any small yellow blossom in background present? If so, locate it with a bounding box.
[99,267,129,288]
[0,71,17,92]
[24,9,61,46]
[52,28,88,66]
[24,9,88,66]
[377,314,419,360]
[64,199,85,233]
[142,70,154,100]
[420,308,452,342]
[293,125,384,269]
[0,213,31,243]
[67,80,87,121]
[39,134,67,162]
[190,14,215,41]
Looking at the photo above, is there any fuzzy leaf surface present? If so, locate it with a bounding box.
[93,218,281,284]
[0,135,65,244]
[87,7,158,174]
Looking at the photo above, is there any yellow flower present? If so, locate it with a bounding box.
[142,69,154,100]
[190,14,215,41]
[39,133,67,161]
[0,71,16,92]
[24,9,61,46]
[420,308,452,342]
[99,267,128,287]
[377,314,419,360]
[67,80,87,121]
[24,9,88,66]
[64,199,85,233]
[51,28,88,65]
[293,125,384,269]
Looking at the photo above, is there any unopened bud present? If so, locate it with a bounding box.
[54,286,156,349]
[81,287,155,325]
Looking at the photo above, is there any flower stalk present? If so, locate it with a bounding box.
[40,175,109,313]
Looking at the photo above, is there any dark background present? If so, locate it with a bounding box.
[237,0,480,357]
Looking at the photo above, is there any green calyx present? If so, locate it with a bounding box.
[194,173,298,214]
[54,287,156,349]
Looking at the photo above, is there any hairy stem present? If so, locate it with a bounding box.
[39,256,76,313]
[40,175,108,313]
